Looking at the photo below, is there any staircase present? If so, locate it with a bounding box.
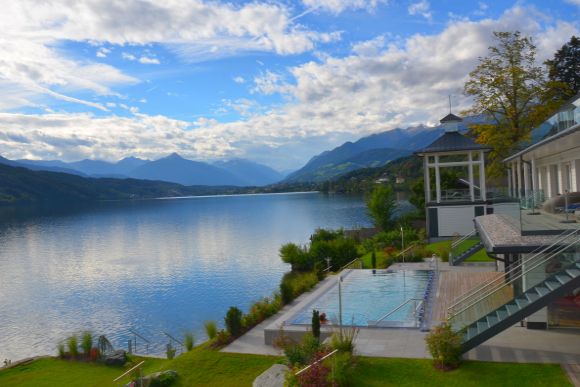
[447,230,580,353]
[450,231,484,266]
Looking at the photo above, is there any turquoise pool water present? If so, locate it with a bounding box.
[290,269,433,327]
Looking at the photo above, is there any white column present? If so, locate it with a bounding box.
[523,161,530,196]
[435,155,441,203]
[507,167,512,198]
[531,158,537,192]
[546,165,553,198]
[516,159,522,198]
[572,159,580,192]
[537,166,543,195]
[557,163,564,194]
[512,161,517,197]
[480,151,486,201]
[468,152,474,201]
[424,157,431,203]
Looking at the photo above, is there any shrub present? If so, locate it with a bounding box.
[243,295,282,328]
[214,330,231,347]
[225,306,243,337]
[67,335,79,358]
[57,343,65,358]
[296,353,331,387]
[279,271,319,305]
[330,325,358,354]
[184,332,194,351]
[166,344,176,360]
[436,244,451,263]
[280,243,313,271]
[81,331,92,356]
[425,323,463,370]
[327,352,355,387]
[311,310,320,340]
[204,321,217,340]
[150,371,178,387]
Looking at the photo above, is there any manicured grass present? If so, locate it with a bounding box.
[0,356,170,387]
[351,357,571,387]
[0,346,279,387]
[426,239,494,263]
[1,351,571,386]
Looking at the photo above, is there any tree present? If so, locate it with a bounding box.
[279,243,312,271]
[546,36,580,95]
[366,185,396,231]
[464,31,565,178]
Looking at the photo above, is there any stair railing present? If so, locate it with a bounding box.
[448,233,580,328]
[451,230,476,249]
[447,228,579,315]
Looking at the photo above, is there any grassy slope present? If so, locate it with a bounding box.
[0,352,570,387]
[0,346,278,387]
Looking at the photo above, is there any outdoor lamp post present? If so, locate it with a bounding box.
[325,257,331,272]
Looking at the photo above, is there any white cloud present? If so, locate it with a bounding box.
[96,47,111,58]
[138,56,160,65]
[408,0,432,21]
[0,5,578,170]
[122,53,137,61]
[302,0,386,14]
[565,0,580,6]
[0,0,338,111]
[233,76,246,84]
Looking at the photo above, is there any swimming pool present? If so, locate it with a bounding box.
[289,269,434,328]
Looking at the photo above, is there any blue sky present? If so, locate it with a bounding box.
[1,0,579,170]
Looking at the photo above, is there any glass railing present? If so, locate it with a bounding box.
[440,188,482,202]
[447,230,580,330]
[450,231,481,265]
[533,95,580,140]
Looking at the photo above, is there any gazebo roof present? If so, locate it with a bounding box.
[415,131,491,155]
[439,113,462,123]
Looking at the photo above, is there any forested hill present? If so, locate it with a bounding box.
[0,163,247,204]
[319,155,423,193]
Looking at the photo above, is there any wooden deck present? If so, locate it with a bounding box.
[432,271,512,324]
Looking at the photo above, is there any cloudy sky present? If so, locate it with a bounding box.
[1,0,579,170]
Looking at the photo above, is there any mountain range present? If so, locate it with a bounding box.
[284,116,487,183]
[11,154,284,187]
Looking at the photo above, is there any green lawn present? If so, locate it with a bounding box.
[426,239,494,263]
[0,346,279,387]
[351,357,571,387]
[0,351,571,386]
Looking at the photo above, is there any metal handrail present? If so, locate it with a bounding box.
[449,230,579,317]
[339,258,362,272]
[451,230,476,249]
[448,233,580,322]
[447,229,579,314]
[163,332,184,347]
[113,360,145,382]
[129,329,151,344]
[396,241,419,261]
[373,298,423,326]
[295,349,338,376]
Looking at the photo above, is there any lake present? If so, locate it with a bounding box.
[0,192,370,360]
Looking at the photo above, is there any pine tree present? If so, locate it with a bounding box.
[545,36,580,95]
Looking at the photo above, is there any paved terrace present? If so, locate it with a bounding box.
[223,262,580,365]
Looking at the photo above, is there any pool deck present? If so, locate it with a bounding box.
[223,261,580,364]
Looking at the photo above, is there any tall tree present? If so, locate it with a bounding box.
[464,31,564,178]
[545,36,580,95]
[366,185,396,231]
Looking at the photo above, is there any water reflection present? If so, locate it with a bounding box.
[0,193,369,359]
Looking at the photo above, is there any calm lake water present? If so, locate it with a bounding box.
[0,192,370,359]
